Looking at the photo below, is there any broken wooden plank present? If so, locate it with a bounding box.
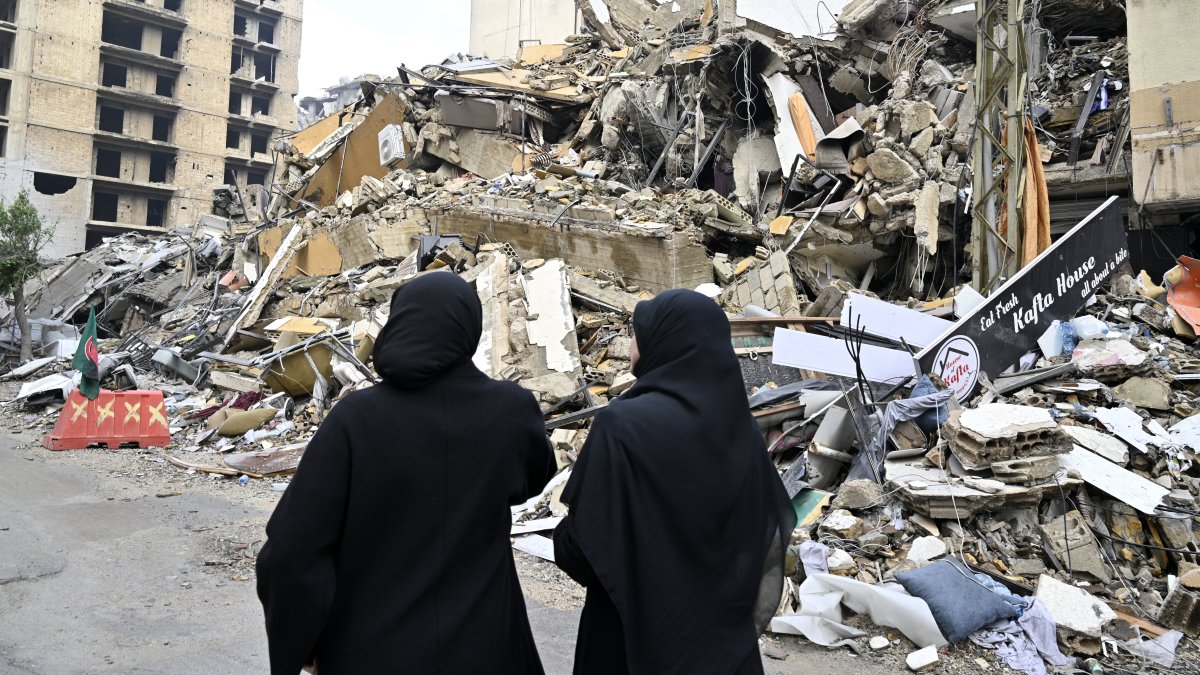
[1068,71,1106,165]
[165,453,239,476]
[223,444,306,478]
[226,224,305,347]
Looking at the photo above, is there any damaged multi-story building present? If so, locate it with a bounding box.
[0,0,302,256]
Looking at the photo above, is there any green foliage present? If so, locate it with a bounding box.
[0,190,54,294]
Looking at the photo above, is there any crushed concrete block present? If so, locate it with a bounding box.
[713,253,734,285]
[910,127,936,157]
[1114,376,1172,411]
[906,535,948,563]
[867,192,890,217]
[919,59,955,89]
[944,404,1069,470]
[906,645,939,671]
[522,372,578,403]
[839,0,894,31]
[1036,574,1116,638]
[832,479,884,511]
[913,181,939,256]
[609,372,636,397]
[866,148,918,183]
[1179,566,1200,590]
[990,455,1060,484]
[821,509,865,539]
[899,101,940,140]
[1159,586,1200,637]
[1009,558,1047,577]
[827,548,856,571]
[869,636,890,650]
[830,65,864,95]
[1072,339,1151,382]
[1040,510,1111,582]
[857,531,889,549]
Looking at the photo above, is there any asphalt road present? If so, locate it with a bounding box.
[0,434,892,675]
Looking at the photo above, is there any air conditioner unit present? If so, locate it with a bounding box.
[378,124,406,167]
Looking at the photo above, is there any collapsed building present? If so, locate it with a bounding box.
[4,0,1200,671]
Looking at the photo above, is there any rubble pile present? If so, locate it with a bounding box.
[2,1,1199,672]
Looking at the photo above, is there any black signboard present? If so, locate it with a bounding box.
[917,196,1129,401]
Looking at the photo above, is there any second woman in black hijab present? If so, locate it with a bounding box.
[553,290,796,674]
[256,272,556,675]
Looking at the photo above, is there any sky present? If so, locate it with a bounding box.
[297,0,472,98]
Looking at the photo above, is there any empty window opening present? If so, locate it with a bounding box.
[234,14,249,37]
[0,125,7,158]
[223,164,238,185]
[250,133,269,156]
[252,52,275,82]
[0,31,14,70]
[228,91,243,115]
[98,105,125,133]
[248,169,267,186]
[0,78,9,116]
[160,29,181,59]
[164,0,182,12]
[226,125,241,149]
[156,73,176,97]
[0,1,16,24]
[251,95,270,116]
[96,148,122,178]
[147,198,167,227]
[231,47,246,76]
[101,63,127,88]
[93,192,119,222]
[152,115,172,142]
[101,14,143,51]
[258,20,276,44]
[149,152,174,183]
[34,173,78,196]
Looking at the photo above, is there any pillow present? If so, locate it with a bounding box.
[896,559,1018,644]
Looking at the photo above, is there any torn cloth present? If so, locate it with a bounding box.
[969,598,1074,675]
[772,573,947,649]
[798,540,830,577]
[852,383,955,482]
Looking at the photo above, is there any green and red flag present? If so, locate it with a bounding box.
[71,307,101,400]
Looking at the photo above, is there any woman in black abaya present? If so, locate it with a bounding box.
[257,272,556,675]
[553,290,796,674]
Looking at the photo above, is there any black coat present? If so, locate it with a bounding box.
[257,272,556,675]
[554,290,795,675]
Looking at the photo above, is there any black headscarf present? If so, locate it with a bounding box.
[372,271,483,387]
[560,290,795,673]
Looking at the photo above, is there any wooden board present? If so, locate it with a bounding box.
[223,445,306,478]
[300,93,410,206]
[452,69,590,104]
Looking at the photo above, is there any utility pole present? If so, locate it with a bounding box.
[971,0,1028,292]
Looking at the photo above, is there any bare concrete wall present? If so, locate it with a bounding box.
[1128,0,1200,212]
[469,0,579,59]
[416,204,712,292]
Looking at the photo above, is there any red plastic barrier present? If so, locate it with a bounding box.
[44,389,172,451]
